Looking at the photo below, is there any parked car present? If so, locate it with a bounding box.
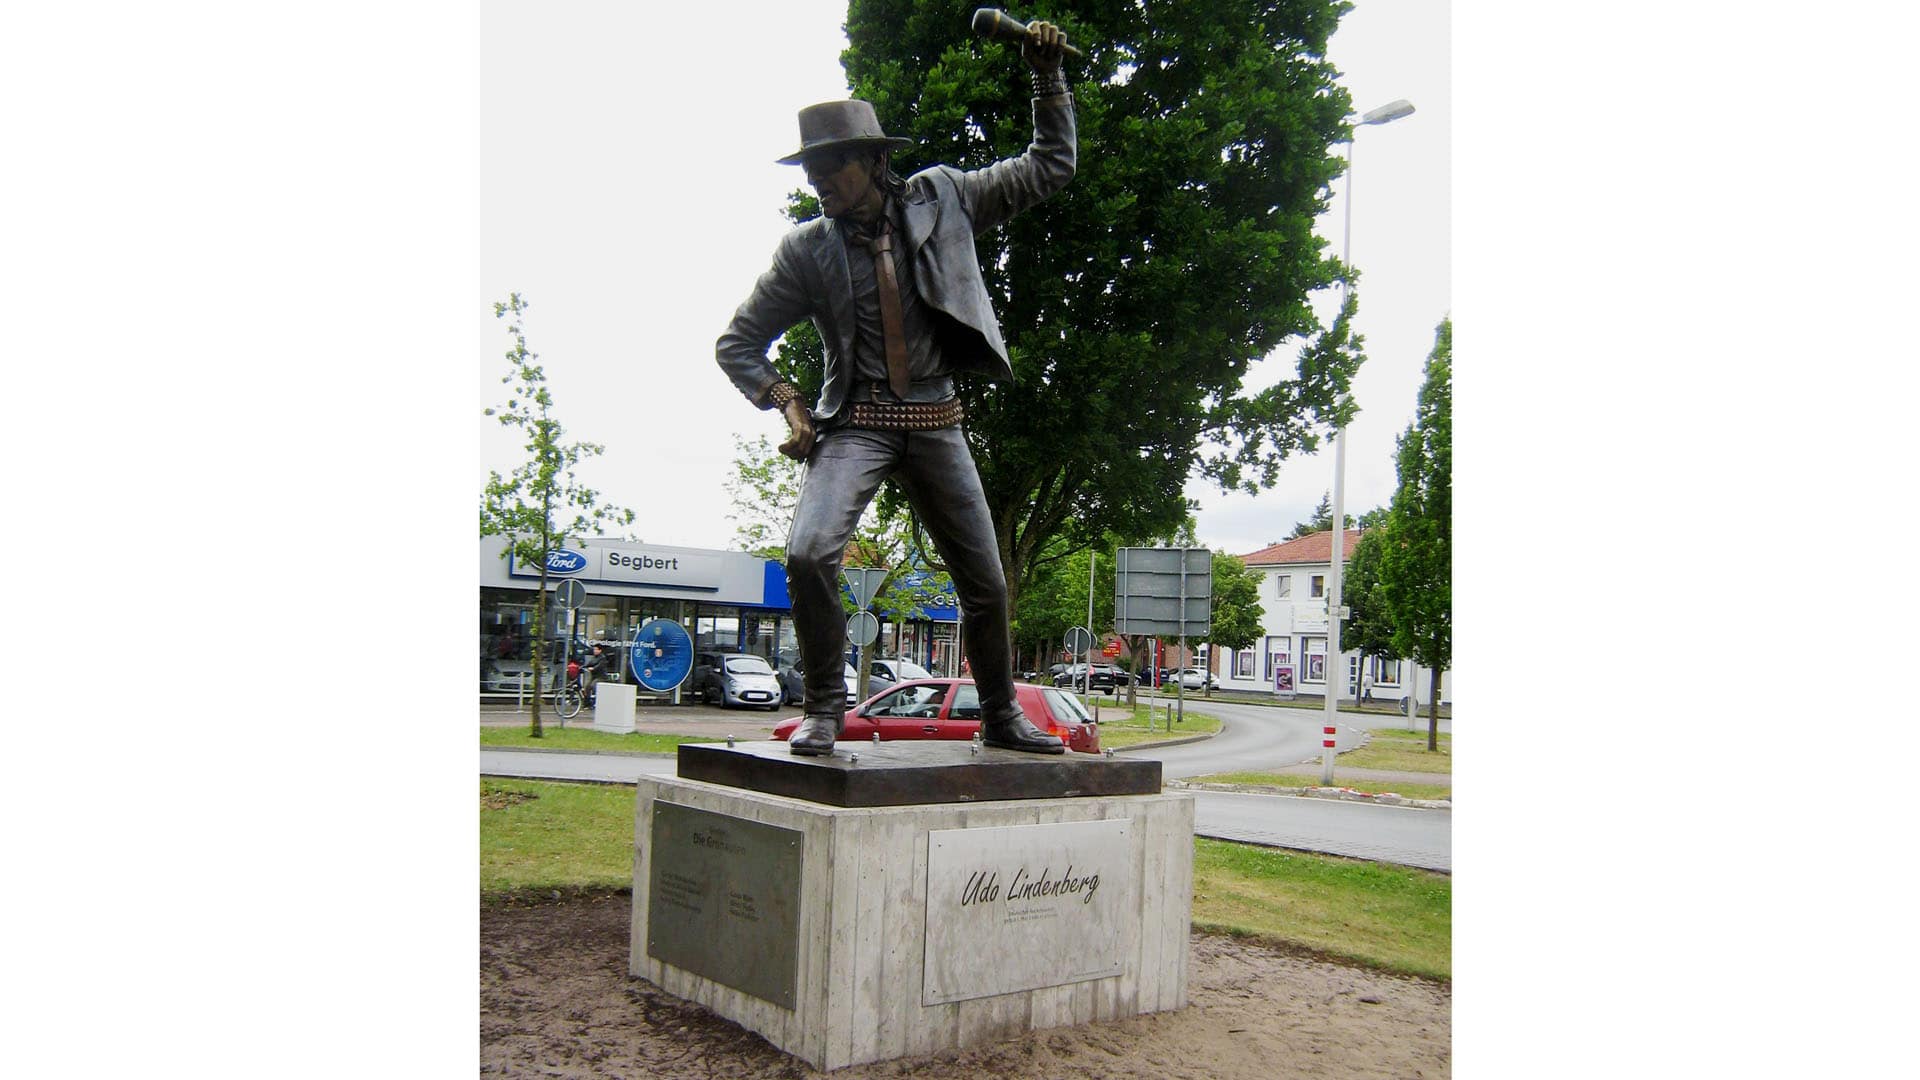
[482,657,537,694]
[773,678,1100,754]
[776,656,859,708]
[1170,667,1217,691]
[1053,662,1125,695]
[867,657,934,697]
[691,652,784,710]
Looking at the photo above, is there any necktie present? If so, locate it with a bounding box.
[867,219,912,400]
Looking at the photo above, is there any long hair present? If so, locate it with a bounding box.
[871,149,908,200]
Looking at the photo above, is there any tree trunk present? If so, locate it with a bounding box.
[529,513,550,738]
[1426,665,1440,751]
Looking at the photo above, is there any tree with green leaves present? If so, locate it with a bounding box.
[1010,540,1111,675]
[1381,318,1451,748]
[1287,490,1361,539]
[481,294,635,737]
[769,0,1364,607]
[1340,525,1398,702]
[725,433,955,701]
[1202,551,1265,696]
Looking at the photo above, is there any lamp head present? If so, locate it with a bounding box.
[1359,99,1416,125]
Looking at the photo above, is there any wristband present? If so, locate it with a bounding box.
[765,382,800,410]
[1031,70,1068,98]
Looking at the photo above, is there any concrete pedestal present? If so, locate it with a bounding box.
[592,682,636,733]
[630,744,1194,1071]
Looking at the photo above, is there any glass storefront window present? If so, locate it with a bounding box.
[483,582,945,698]
[928,623,959,677]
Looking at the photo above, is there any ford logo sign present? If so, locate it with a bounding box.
[545,549,588,574]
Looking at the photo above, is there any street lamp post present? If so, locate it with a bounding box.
[1321,98,1414,787]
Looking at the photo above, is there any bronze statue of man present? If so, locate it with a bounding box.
[716,21,1074,756]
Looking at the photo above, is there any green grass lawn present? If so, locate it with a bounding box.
[1192,838,1450,980]
[480,727,720,754]
[1094,702,1223,749]
[481,779,636,893]
[479,779,1450,980]
[1344,727,1450,772]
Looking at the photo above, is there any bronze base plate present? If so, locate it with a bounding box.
[675,741,1162,808]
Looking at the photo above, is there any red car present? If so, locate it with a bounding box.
[772,678,1100,754]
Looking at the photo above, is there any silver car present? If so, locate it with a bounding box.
[693,653,784,710]
[776,657,860,708]
[867,657,935,697]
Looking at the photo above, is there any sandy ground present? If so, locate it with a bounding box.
[481,891,1449,1078]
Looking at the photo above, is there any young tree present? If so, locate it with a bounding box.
[481,293,635,737]
[1203,552,1265,697]
[1381,318,1451,748]
[1010,542,1112,680]
[725,433,954,700]
[768,0,1364,607]
[1340,525,1398,703]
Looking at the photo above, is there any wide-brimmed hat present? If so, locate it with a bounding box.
[776,100,913,165]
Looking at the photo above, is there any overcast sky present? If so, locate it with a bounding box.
[479,0,1449,558]
[17,4,1918,1066]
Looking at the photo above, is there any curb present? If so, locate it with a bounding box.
[1164,778,1450,810]
[480,745,674,759]
[1108,733,1216,752]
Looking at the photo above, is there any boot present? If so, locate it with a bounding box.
[980,710,1065,754]
[789,714,840,756]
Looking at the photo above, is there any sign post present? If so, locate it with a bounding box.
[553,579,587,728]
[842,567,889,693]
[1113,548,1212,730]
[1064,625,1094,709]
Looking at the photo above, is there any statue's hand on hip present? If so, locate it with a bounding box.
[778,399,817,461]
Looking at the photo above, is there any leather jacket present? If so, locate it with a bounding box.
[716,94,1076,423]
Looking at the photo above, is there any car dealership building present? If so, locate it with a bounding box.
[479,536,963,700]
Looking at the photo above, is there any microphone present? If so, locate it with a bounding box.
[970,8,1084,58]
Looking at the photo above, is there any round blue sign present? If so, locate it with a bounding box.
[630,618,694,693]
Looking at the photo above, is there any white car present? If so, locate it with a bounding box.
[693,653,785,710]
[867,657,935,697]
[777,658,860,707]
[1172,668,1217,691]
[483,659,536,694]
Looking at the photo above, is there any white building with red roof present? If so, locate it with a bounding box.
[1215,529,1451,706]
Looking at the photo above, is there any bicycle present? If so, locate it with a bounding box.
[554,678,586,720]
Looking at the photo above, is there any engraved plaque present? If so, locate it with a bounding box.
[647,802,803,1008]
[923,819,1136,1005]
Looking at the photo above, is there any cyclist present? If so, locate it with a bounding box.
[579,642,612,708]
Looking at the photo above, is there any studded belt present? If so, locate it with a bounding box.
[845,397,965,432]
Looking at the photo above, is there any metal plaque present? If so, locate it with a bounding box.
[647,802,803,1008]
[923,819,1136,1005]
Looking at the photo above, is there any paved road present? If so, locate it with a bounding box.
[1187,790,1448,871]
[1123,695,1449,779]
[480,738,1450,873]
